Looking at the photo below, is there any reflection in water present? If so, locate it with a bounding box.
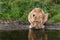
[28,28,48,40]
[0,30,60,40]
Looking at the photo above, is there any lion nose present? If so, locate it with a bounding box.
[35,17,37,20]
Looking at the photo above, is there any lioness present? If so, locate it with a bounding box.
[28,8,48,29]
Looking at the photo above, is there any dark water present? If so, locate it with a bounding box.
[0,30,60,40]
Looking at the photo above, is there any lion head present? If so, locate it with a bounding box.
[28,8,48,28]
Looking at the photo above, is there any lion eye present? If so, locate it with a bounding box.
[33,14,35,17]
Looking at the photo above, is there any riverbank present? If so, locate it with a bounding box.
[0,20,60,30]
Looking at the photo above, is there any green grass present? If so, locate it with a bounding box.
[0,0,60,22]
[49,14,60,22]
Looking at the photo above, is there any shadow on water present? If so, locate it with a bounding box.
[0,29,60,40]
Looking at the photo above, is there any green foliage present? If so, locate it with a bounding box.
[20,13,28,22]
[0,0,60,22]
[49,14,60,22]
[48,5,60,19]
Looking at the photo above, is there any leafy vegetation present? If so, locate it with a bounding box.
[0,0,60,22]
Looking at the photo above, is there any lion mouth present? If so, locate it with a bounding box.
[33,21,42,23]
[34,21,39,22]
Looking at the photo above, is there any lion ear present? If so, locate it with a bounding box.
[43,13,48,23]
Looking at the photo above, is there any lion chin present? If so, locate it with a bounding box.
[29,25,45,29]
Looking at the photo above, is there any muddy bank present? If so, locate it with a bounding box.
[0,21,60,30]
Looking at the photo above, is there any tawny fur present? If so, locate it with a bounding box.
[28,8,48,28]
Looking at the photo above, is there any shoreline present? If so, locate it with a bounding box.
[0,21,60,30]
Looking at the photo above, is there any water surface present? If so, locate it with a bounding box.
[0,30,60,40]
